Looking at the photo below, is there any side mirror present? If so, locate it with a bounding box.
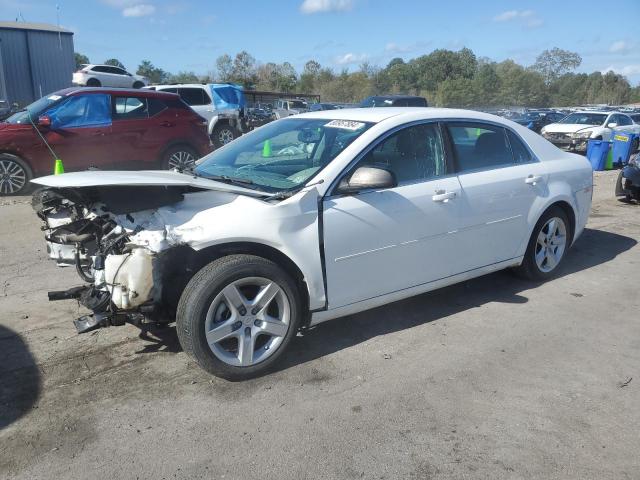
[37,115,52,128]
[607,122,618,128]
[335,166,397,194]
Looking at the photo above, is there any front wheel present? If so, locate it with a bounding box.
[514,206,571,280]
[176,255,302,380]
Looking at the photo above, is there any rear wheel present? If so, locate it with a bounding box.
[211,124,238,149]
[86,78,101,87]
[132,81,144,89]
[0,154,32,196]
[515,206,571,280]
[176,255,302,380]
[161,145,198,171]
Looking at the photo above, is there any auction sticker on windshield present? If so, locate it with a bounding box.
[324,120,366,130]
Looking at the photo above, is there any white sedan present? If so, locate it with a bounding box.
[541,111,640,153]
[33,108,593,379]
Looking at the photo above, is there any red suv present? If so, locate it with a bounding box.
[0,87,212,195]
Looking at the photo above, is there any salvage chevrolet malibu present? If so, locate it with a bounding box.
[32,108,593,379]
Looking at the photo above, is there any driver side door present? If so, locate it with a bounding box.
[322,122,466,309]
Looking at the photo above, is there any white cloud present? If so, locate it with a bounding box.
[335,52,367,65]
[603,64,640,77]
[385,41,431,55]
[300,0,354,14]
[122,4,155,17]
[493,9,542,28]
[610,40,631,53]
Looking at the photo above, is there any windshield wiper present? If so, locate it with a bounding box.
[204,174,256,187]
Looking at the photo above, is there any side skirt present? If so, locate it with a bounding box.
[309,256,523,326]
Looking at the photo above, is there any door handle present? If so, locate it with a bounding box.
[160,121,174,127]
[525,175,543,185]
[92,131,105,136]
[432,190,456,202]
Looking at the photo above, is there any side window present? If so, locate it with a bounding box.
[91,66,108,73]
[358,123,446,184]
[506,129,533,164]
[178,88,208,106]
[147,98,168,116]
[45,94,111,129]
[447,123,513,172]
[113,96,148,120]
[161,87,178,94]
[617,115,632,126]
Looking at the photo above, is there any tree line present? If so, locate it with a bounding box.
[75,47,640,108]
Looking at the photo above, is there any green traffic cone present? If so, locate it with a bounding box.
[54,159,64,175]
[262,139,272,158]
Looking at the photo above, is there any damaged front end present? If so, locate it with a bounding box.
[33,186,186,333]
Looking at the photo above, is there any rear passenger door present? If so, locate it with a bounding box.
[109,95,169,169]
[445,122,547,268]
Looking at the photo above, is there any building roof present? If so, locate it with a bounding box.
[0,21,73,34]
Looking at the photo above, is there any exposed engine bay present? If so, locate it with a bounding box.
[32,185,202,333]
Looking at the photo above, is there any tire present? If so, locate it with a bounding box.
[514,206,571,281]
[176,255,302,380]
[160,145,198,171]
[211,124,238,149]
[86,78,101,87]
[132,81,144,89]
[0,154,32,196]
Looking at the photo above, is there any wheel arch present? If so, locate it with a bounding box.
[164,241,311,324]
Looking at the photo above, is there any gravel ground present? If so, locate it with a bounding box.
[0,170,638,480]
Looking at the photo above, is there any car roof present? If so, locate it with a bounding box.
[152,84,207,89]
[54,87,179,99]
[571,110,616,115]
[296,107,523,124]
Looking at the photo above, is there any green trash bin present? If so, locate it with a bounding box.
[605,147,614,170]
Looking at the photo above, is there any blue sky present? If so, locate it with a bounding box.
[3,0,640,84]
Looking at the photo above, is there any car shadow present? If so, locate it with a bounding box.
[0,325,41,430]
[129,227,636,379]
[274,227,637,374]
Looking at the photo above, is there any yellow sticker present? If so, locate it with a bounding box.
[614,134,629,142]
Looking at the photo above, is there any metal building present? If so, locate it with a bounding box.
[0,21,74,107]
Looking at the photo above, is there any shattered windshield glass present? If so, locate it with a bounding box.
[194,118,373,193]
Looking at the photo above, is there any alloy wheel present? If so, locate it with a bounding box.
[218,128,234,145]
[204,277,291,367]
[534,217,567,273]
[167,150,196,170]
[0,159,27,194]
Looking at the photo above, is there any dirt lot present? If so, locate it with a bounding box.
[1,170,639,480]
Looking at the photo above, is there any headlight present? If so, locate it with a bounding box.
[572,131,593,139]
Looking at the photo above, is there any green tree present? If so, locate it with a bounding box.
[136,60,168,84]
[231,51,257,87]
[532,48,582,85]
[104,58,125,69]
[74,52,90,70]
[168,71,200,83]
[215,54,233,82]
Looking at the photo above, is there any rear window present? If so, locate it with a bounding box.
[447,123,513,172]
[148,98,168,116]
[113,96,148,120]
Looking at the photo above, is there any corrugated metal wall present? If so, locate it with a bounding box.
[0,27,74,107]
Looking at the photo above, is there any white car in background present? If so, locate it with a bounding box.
[33,108,592,380]
[541,111,640,152]
[73,64,148,89]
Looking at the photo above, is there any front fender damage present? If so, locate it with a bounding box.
[33,185,230,333]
